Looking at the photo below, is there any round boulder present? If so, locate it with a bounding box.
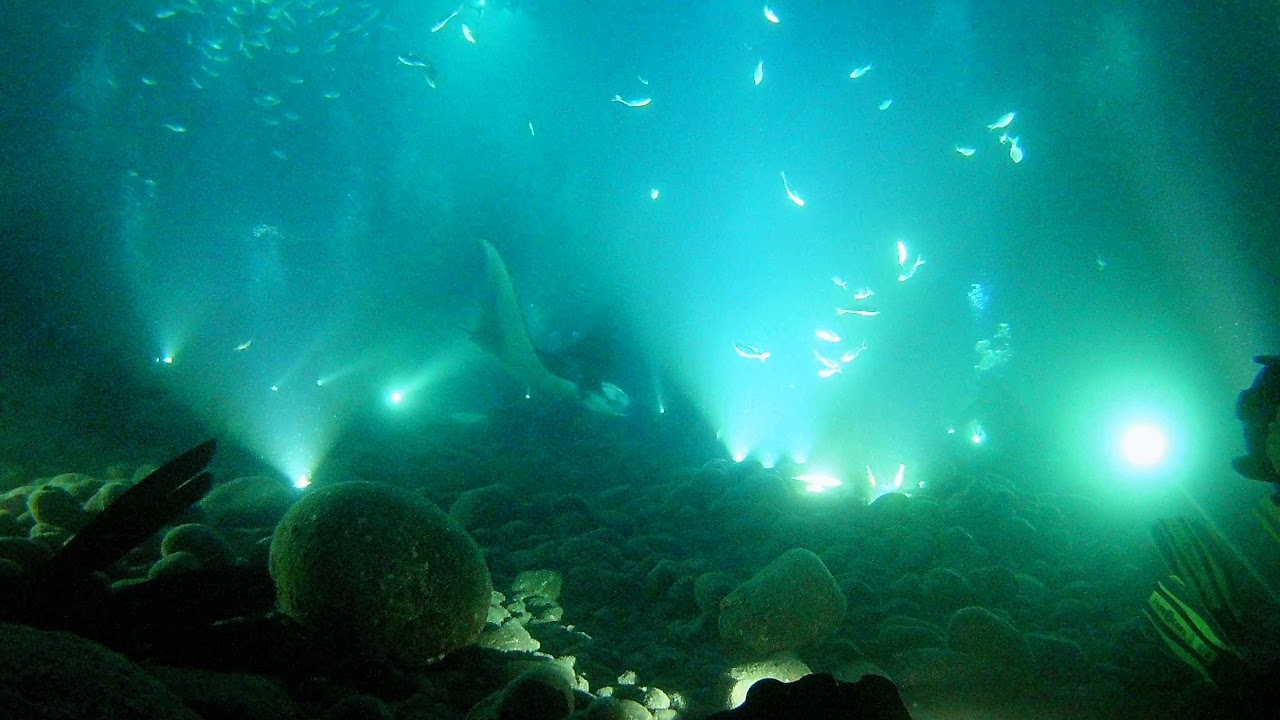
[946,605,1030,668]
[269,482,493,667]
[718,548,846,658]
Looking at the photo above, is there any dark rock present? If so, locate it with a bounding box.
[0,622,198,719]
[149,665,300,720]
[704,672,911,720]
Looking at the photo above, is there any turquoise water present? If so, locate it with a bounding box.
[1,1,1279,717]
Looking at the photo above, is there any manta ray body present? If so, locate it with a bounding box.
[471,239,628,415]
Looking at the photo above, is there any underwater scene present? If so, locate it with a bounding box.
[2,0,1280,718]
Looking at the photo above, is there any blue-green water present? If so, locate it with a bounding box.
[2,1,1280,716]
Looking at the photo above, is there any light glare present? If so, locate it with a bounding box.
[1121,423,1168,467]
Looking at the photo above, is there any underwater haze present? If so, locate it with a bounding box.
[2,0,1280,717]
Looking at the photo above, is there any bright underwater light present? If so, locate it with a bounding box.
[794,471,841,493]
[1120,422,1169,468]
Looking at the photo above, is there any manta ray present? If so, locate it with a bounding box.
[470,239,630,416]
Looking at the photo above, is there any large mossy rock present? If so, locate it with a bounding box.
[270,482,493,667]
[719,548,846,658]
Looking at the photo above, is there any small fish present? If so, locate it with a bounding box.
[1008,136,1024,163]
[753,60,764,86]
[650,188,660,200]
[878,99,893,110]
[461,23,476,44]
[397,53,429,68]
[898,256,926,282]
[955,146,976,156]
[253,94,282,108]
[398,54,438,87]
[896,240,908,267]
[836,307,880,317]
[128,18,147,33]
[271,148,288,160]
[161,122,187,133]
[1095,254,1108,271]
[140,75,159,86]
[528,122,535,135]
[322,90,341,99]
[815,329,842,343]
[190,77,204,90]
[734,343,771,362]
[431,6,461,32]
[840,341,868,363]
[987,111,1015,130]
[155,8,176,19]
[637,75,650,85]
[849,64,872,79]
[780,171,805,207]
[814,350,842,370]
[818,365,843,378]
[853,287,875,300]
[611,95,652,108]
[763,5,780,23]
[234,340,253,351]
[832,277,848,290]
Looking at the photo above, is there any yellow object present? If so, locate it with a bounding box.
[1151,517,1241,627]
[1143,575,1242,686]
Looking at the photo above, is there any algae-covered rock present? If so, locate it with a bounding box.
[449,484,518,532]
[919,567,976,614]
[148,550,202,579]
[270,482,492,667]
[464,662,578,720]
[202,475,298,528]
[26,484,87,531]
[946,605,1030,668]
[718,548,846,658]
[694,571,737,614]
[512,568,563,601]
[161,523,233,567]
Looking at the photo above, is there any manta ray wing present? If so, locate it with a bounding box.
[472,239,578,402]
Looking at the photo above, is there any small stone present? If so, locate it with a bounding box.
[26,485,86,531]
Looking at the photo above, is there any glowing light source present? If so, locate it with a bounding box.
[389,390,405,405]
[155,355,174,365]
[293,473,311,489]
[971,424,987,444]
[794,472,841,493]
[1121,423,1168,468]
